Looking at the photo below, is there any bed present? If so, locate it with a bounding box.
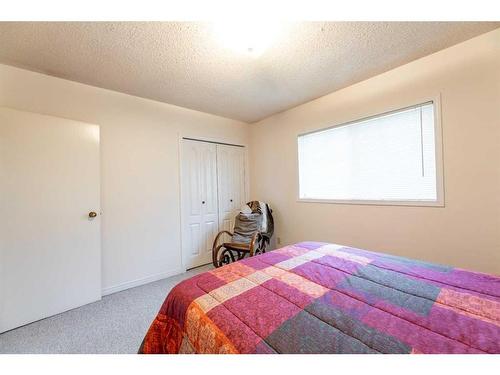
[139,242,500,354]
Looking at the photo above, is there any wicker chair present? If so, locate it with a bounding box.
[212,202,273,268]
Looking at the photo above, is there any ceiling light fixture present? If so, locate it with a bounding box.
[212,20,287,56]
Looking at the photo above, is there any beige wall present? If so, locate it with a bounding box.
[1,27,498,289]
[0,64,249,294]
[249,29,500,274]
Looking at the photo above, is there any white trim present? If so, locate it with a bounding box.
[296,94,445,207]
[434,94,445,208]
[101,268,184,296]
[297,198,444,207]
[177,132,186,272]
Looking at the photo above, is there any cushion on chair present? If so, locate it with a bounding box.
[232,213,262,244]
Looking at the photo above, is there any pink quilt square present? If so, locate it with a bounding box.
[211,265,242,283]
[207,305,263,353]
[195,272,228,293]
[273,245,310,258]
[228,262,256,277]
[223,285,302,338]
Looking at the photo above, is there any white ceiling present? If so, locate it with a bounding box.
[0,22,498,122]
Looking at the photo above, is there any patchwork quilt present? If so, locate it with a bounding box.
[139,242,500,354]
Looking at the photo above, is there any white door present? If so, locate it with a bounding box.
[0,107,101,333]
[216,144,246,243]
[180,140,218,269]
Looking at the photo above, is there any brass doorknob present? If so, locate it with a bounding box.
[88,211,97,218]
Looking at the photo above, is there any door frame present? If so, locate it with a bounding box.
[177,133,249,272]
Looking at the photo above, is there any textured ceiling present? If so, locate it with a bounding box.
[0,22,498,122]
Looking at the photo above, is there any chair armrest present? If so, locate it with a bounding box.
[212,230,233,249]
[249,231,261,256]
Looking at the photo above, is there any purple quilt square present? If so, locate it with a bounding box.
[315,254,362,275]
[258,251,293,266]
[293,261,348,290]
[295,241,328,250]
[240,256,271,270]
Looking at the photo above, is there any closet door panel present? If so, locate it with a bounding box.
[182,140,246,269]
[235,148,246,209]
[217,145,246,244]
[189,223,201,256]
[200,144,218,257]
[182,141,202,261]
[181,140,217,268]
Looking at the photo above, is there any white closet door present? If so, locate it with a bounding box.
[0,107,101,333]
[216,144,246,243]
[181,140,218,269]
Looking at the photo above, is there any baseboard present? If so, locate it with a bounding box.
[101,268,184,296]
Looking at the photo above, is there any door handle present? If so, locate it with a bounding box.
[230,199,233,202]
[202,201,206,204]
[88,211,97,218]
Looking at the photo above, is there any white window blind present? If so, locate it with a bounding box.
[298,102,441,204]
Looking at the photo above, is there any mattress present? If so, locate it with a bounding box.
[139,242,500,354]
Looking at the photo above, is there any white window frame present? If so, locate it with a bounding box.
[297,96,445,207]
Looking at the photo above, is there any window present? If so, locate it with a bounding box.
[298,101,443,205]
